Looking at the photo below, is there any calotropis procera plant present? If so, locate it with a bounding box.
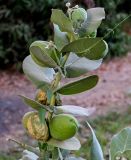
[11,3,131,160]
[20,4,106,159]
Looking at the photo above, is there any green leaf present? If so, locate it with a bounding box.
[38,108,46,124]
[87,122,104,160]
[23,55,55,88]
[61,38,108,60]
[47,137,81,150]
[56,75,98,95]
[54,24,69,51]
[20,95,52,112]
[65,53,102,78]
[110,127,131,160]
[46,89,53,104]
[30,41,58,68]
[78,8,105,36]
[51,9,74,33]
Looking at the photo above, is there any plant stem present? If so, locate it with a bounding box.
[8,138,40,155]
[50,94,56,106]
[46,72,62,122]
[51,72,62,91]
[61,53,70,67]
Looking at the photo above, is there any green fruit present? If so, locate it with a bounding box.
[22,111,49,141]
[71,8,87,28]
[49,114,79,140]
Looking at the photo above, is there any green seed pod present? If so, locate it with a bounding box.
[22,111,49,141]
[71,8,87,29]
[49,114,79,141]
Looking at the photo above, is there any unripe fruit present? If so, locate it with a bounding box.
[22,112,49,141]
[71,8,87,29]
[49,114,79,141]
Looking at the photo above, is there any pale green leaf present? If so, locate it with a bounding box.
[47,137,81,150]
[20,150,39,160]
[54,24,69,51]
[65,53,102,77]
[61,38,108,60]
[30,41,58,68]
[51,9,74,33]
[20,95,52,112]
[55,105,95,117]
[110,127,131,160]
[78,8,105,35]
[23,56,55,88]
[38,108,46,124]
[56,75,98,95]
[86,7,105,33]
[87,122,104,160]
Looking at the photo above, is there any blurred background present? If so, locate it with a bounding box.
[0,0,131,159]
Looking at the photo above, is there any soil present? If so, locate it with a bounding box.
[0,53,131,151]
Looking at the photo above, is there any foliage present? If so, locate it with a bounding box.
[1,107,131,159]
[8,2,131,160]
[96,0,131,57]
[16,3,108,160]
[0,155,15,160]
[0,0,130,70]
[76,107,131,159]
[0,0,64,69]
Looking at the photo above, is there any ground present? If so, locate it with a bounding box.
[0,53,131,152]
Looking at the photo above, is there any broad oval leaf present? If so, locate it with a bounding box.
[56,75,98,95]
[54,24,69,51]
[110,127,131,160]
[30,41,58,68]
[78,7,105,35]
[87,122,104,160]
[47,137,81,150]
[23,55,55,88]
[61,38,108,60]
[51,9,74,33]
[86,8,105,33]
[65,53,103,78]
[55,105,95,117]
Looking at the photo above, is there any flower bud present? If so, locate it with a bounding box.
[22,112,49,141]
[35,90,47,105]
[71,8,87,29]
[49,114,79,141]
